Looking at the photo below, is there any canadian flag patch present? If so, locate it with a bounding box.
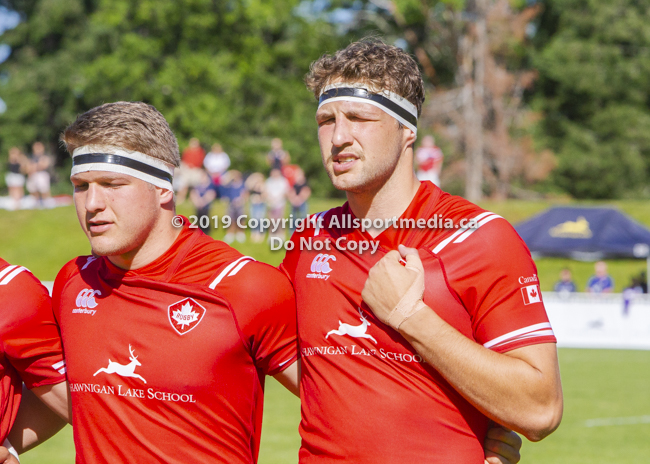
[168,298,206,335]
[521,285,542,305]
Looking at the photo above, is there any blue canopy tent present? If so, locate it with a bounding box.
[514,207,650,281]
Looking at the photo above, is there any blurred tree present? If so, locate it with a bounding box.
[532,0,650,199]
[324,0,551,200]
[0,0,347,195]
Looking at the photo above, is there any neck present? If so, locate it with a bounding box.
[347,147,420,238]
[108,209,181,270]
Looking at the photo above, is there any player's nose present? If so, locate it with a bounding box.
[331,115,354,148]
[85,183,107,212]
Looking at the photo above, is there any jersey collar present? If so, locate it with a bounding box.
[343,181,442,251]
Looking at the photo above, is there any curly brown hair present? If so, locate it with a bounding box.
[305,38,425,116]
[61,101,180,167]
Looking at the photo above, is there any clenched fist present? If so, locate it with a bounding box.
[361,244,428,330]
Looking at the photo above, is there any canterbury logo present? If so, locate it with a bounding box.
[310,254,336,274]
[76,289,101,308]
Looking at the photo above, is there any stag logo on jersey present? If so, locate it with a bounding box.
[167,297,206,335]
[521,284,542,305]
[325,308,377,344]
[72,288,101,315]
[306,253,336,280]
[94,344,147,384]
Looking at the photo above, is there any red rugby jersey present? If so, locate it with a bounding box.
[0,258,66,443]
[281,181,556,463]
[52,223,297,463]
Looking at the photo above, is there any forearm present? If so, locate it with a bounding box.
[7,385,68,453]
[399,307,562,441]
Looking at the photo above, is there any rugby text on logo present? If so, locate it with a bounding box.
[167,297,206,335]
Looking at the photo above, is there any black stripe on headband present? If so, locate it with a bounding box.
[72,153,173,183]
[319,87,418,128]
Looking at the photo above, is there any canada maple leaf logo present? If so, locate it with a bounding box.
[172,302,199,328]
[530,289,537,298]
[167,298,206,335]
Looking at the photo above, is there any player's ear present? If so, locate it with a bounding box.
[159,187,175,206]
[402,126,417,149]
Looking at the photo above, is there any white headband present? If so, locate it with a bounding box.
[318,82,418,134]
[71,145,175,191]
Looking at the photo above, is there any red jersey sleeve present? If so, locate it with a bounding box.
[1,267,66,389]
[442,219,557,353]
[279,229,303,284]
[216,261,298,376]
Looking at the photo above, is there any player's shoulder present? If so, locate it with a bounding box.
[211,258,294,310]
[431,190,489,222]
[214,258,290,291]
[0,259,51,322]
[431,193,527,258]
[0,258,35,287]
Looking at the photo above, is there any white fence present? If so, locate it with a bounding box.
[544,292,650,350]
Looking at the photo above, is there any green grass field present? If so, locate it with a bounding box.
[3,197,650,462]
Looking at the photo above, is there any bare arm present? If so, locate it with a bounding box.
[7,381,70,453]
[361,246,563,442]
[272,360,300,397]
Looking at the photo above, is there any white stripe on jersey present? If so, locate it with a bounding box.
[0,265,18,282]
[228,259,252,277]
[432,211,495,254]
[52,360,67,375]
[487,329,556,351]
[451,214,502,244]
[0,266,27,286]
[209,256,255,289]
[483,322,554,349]
[311,211,327,237]
[278,358,294,367]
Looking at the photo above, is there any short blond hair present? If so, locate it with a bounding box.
[305,38,425,116]
[61,102,180,167]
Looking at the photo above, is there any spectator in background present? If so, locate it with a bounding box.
[177,138,206,203]
[554,268,577,294]
[220,170,247,243]
[189,169,218,235]
[288,167,311,231]
[5,147,27,210]
[26,142,52,206]
[415,135,444,187]
[203,143,230,185]
[265,168,289,240]
[623,276,645,316]
[282,161,300,188]
[245,172,267,243]
[267,138,289,171]
[586,261,614,293]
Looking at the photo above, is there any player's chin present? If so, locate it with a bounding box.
[88,238,123,257]
[328,172,365,193]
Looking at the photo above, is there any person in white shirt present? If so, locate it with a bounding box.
[203,143,231,185]
[264,168,289,240]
